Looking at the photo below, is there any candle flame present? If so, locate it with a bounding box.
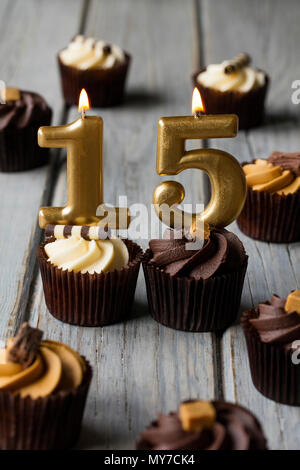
[78,88,90,113]
[192,87,205,114]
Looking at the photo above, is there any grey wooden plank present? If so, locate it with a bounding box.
[200,0,300,449]
[0,0,84,340]
[29,0,217,449]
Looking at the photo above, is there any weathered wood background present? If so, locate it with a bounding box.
[0,0,299,449]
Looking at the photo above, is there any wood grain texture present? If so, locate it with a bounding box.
[29,0,216,450]
[0,0,84,340]
[200,0,300,449]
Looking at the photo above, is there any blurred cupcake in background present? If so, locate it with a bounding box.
[237,152,300,242]
[192,53,269,129]
[0,88,52,172]
[137,399,267,450]
[58,35,131,107]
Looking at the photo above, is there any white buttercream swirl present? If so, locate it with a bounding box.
[59,35,125,70]
[197,61,265,93]
[45,236,129,274]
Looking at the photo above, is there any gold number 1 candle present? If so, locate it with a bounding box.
[153,88,246,234]
[38,89,129,229]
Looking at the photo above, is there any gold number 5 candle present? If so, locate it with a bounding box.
[38,89,129,229]
[153,88,246,234]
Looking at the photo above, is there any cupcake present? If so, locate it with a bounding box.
[137,399,267,450]
[37,224,143,326]
[0,322,92,449]
[192,53,269,129]
[242,291,300,405]
[143,227,248,332]
[0,87,52,172]
[58,35,130,107]
[237,153,300,242]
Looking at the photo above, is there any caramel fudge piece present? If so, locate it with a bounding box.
[179,400,216,432]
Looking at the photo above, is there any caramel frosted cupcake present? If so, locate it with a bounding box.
[37,225,143,326]
[237,153,300,242]
[0,323,92,449]
[143,227,248,332]
[58,35,130,107]
[242,291,300,405]
[0,88,52,172]
[137,400,267,450]
[192,53,268,129]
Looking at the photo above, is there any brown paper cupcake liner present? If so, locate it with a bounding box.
[0,119,51,172]
[241,309,300,405]
[37,239,143,327]
[142,250,248,332]
[58,54,131,107]
[192,69,269,130]
[0,359,92,449]
[237,186,300,243]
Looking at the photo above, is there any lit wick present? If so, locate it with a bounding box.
[192,87,205,118]
[78,88,89,119]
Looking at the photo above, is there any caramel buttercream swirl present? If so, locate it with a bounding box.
[149,228,246,280]
[0,90,52,131]
[197,58,265,93]
[243,159,300,195]
[137,401,267,450]
[249,294,300,350]
[44,235,129,274]
[0,340,84,398]
[59,35,126,70]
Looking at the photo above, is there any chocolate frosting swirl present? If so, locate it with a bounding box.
[268,151,300,177]
[0,91,52,130]
[137,401,267,450]
[249,294,300,349]
[149,228,247,279]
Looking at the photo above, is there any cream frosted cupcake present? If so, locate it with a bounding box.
[58,35,131,107]
[37,225,143,326]
[192,53,269,129]
[0,323,92,449]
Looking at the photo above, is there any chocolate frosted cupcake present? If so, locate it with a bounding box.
[0,88,52,172]
[143,227,248,332]
[137,400,267,450]
[0,323,92,449]
[37,224,143,326]
[237,153,300,242]
[192,53,268,129]
[242,291,300,405]
[58,35,130,107]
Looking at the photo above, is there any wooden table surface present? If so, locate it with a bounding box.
[0,0,299,450]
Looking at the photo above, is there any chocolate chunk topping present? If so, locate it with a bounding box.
[7,322,43,369]
[268,151,300,177]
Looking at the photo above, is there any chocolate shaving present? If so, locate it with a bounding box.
[224,53,251,74]
[7,322,43,369]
